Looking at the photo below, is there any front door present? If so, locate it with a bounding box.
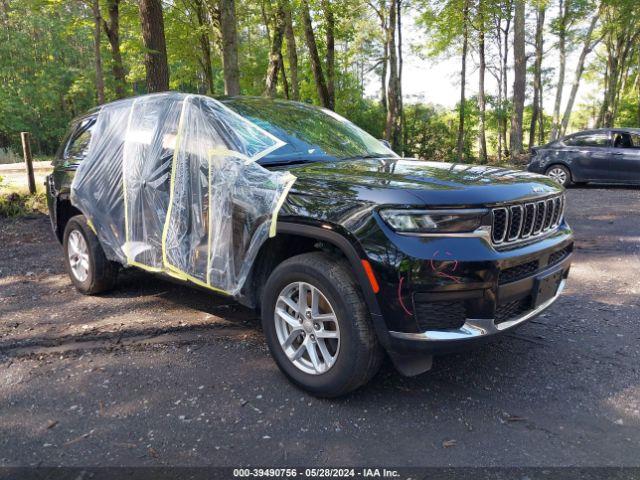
[562,131,613,181]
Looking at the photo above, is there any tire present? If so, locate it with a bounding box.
[261,252,383,397]
[545,164,572,187]
[63,214,118,294]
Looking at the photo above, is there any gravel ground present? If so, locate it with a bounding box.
[0,186,639,467]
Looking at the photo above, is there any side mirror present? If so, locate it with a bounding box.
[379,139,392,149]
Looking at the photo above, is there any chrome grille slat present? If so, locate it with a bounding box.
[491,194,565,247]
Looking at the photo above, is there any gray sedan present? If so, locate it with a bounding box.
[527,128,640,186]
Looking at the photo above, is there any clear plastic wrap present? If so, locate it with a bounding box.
[71,93,295,296]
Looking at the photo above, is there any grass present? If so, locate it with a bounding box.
[0,179,48,218]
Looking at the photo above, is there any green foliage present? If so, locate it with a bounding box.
[403,103,457,160]
[0,191,47,218]
[1,0,638,165]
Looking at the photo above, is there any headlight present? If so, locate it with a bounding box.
[379,209,488,233]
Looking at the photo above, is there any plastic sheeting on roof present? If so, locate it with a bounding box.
[71,92,295,296]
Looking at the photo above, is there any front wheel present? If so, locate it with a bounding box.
[545,164,572,187]
[261,252,383,397]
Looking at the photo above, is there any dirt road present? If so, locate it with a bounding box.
[1,186,639,467]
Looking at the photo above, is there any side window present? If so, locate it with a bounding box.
[564,133,610,148]
[613,132,640,149]
[64,117,96,163]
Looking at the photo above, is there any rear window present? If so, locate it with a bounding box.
[613,132,640,148]
[63,116,97,164]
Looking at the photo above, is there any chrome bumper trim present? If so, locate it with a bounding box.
[389,279,566,342]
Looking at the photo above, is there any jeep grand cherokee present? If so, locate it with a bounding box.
[46,95,573,397]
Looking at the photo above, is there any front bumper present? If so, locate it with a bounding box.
[384,250,571,355]
[390,279,565,342]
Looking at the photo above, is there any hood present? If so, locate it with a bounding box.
[285,158,562,207]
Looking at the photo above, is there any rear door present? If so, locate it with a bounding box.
[610,131,640,183]
[562,131,613,181]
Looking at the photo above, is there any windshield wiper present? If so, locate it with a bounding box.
[260,158,317,167]
[339,153,392,161]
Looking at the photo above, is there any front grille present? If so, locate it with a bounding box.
[495,296,532,324]
[491,194,565,246]
[414,300,466,331]
[498,260,539,285]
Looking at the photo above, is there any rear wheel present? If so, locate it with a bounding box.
[261,252,383,397]
[63,215,118,294]
[545,164,572,187]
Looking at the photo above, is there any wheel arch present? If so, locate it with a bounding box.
[240,222,382,320]
[55,197,83,243]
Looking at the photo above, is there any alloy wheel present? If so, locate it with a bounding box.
[274,281,340,375]
[68,230,90,282]
[547,167,568,185]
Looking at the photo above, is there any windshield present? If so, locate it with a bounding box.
[222,97,397,164]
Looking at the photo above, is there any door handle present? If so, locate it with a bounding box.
[611,152,623,156]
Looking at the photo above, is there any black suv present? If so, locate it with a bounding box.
[46,95,573,397]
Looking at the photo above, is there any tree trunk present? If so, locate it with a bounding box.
[477,3,487,163]
[219,0,240,95]
[397,0,404,155]
[322,0,335,110]
[102,0,126,98]
[278,53,290,98]
[301,0,330,108]
[501,5,511,156]
[379,1,388,116]
[494,15,503,162]
[138,0,170,93]
[560,12,599,136]
[283,3,299,100]
[381,36,388,115]
[384,0,401,151]
[598,25,638,128]
[509,0,526,156]
[195,0,214,94]
[265,0,286,97]
[91,0,105,104]
[636,69,640,127]
[260,0,271,41]
[538,83,545,144]
[550,0,567,140]
[529,6,544,148]
[456,0,469,161]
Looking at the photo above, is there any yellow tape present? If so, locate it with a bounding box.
[128,260,164,273]
[86,218,97,235]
